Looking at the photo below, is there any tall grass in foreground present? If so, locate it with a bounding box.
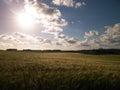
[0,51,120,90]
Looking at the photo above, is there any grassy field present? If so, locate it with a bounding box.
[0,51,120,90]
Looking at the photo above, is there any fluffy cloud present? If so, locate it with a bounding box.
[52,0,74,7]
[48,18,68,26]
[13,32,27,39]
[55,34,78,46]
[42,26,63,35]
[13,32,53,45]
[36,36,52,44]
[0,34,14,41]
[76,23,120,49]
[14,0,67,35]
[98,23,120,48]
[1,1,120,50]
[0,32,53,50]
[79,39,90,47]
[1,22,120,50]
[52,0,86,8]
[81,23,120,49]
[84,30,99,38]
[34,3,61,18]
[75,2,86,8]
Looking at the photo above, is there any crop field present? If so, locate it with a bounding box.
[0,51,120,90]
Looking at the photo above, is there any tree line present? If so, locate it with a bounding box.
[5,48,120,55]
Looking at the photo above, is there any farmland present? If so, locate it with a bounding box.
[0,51,120,90]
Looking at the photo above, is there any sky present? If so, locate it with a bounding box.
[0,0,120,50]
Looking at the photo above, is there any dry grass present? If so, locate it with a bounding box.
[0,51,120,90]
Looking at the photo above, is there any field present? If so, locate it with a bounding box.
[0,51,120,90]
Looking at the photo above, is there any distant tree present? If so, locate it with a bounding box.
[6,49,17,51]
[23,49,32,52]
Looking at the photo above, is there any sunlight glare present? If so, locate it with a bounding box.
[17,13,34,29]
[25,5,38,18]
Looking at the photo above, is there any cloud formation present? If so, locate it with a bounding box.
[52,0,86,8]
[0,22,120,50]
[98,23,120,48]
[0,32,53,50]
[1,1,119,50]
[42,26,63,35]
[12,0,67,35]
[84,30,99,39]
[55,34,78,46]
[81,23,120,49]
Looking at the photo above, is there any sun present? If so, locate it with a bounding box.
[16,5,39,29]
[17,13,34,29]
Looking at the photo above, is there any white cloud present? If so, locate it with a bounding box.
[0,32,54,50]
[0,34,19,42]
[84,30,99,38]
[80,23,120,49]
[52,0,86,8]
[52,0,74,7]
[75,2,86,8]
[79,39,90,47]
[98,23,120,48]
[55,34,78,46]
[48,18,68,26]
[42,26,63,35]
[1,1,120,50]
[1,22,120,50]
[76,23,120,49]
[22,0,68,35]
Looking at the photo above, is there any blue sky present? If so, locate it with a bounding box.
[0,0,120,50]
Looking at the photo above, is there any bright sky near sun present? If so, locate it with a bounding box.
[0,0,120,50]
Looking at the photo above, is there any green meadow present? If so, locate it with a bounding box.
[0,51,120,90]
